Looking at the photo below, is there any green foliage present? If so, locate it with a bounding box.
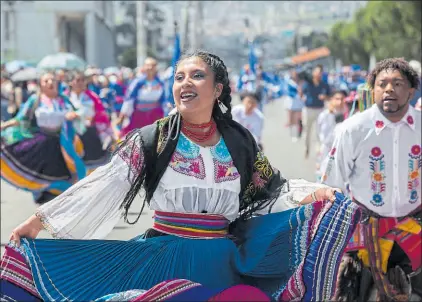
[119,46,158,69]
[328,1,421,69]
[309,32,329,49]
[120,47,137,69]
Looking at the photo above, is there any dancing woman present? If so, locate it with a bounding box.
[116,57,166,139]
[65,71,114,172]
[1,51,361,302]
[0,72,85,204]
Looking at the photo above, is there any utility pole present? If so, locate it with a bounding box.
[136,1,148,67]
[182,1,191,52]
[198,1,204,49]
[191,1,202,50]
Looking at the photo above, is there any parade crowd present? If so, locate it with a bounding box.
[0,53,421,301]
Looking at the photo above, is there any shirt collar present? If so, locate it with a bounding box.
[372,104,416,135]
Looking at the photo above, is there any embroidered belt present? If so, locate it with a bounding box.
[152,211,230,239]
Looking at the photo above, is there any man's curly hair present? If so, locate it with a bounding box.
[367,58,420,90]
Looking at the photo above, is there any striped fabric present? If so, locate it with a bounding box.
[0,193,361,302]
[346,216,421,273]
[364,218,397,300]
[133,279,202,301]
[153,211,230,239]
[279,193,362,302]
[0,242,40,299]
[363,217,418,301]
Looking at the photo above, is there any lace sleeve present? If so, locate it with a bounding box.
[36,133,145,239]
[255,179,328,215]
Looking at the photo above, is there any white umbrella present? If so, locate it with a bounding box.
[37,52,87,71]
[10,67,40,82]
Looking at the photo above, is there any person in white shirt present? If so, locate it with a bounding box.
[322,58,421,301]
[316,90,347,181]
[232,91,264,149]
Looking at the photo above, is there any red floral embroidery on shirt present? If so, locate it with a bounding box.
[408,145,421,204]
[411,145,421,156]
[330,147,337,156]
[407,115,414,125]
[371,147,382,157]
[375,120,384,128]
[369,146,386,207]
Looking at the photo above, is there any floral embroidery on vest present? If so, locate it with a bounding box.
[408,144,421,204]
[156,116,170,155]
[211,138,239,183]
[243,152,272,198]
[118,139,144,178]
[322,147,336,182]
[369,146,386,207]
[169,134,205,179]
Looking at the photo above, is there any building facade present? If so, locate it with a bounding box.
[113,1,165,66]
[1,0,116,67]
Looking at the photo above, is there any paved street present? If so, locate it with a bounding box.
[1,98,318,253]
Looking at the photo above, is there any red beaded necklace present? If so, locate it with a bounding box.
[181,119,217,142]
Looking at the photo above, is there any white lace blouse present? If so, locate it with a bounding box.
[37,133,327,239]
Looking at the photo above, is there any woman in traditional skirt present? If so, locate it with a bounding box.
[64,71,114,173]
[116,57,166,139]
[0,72,85,204]
[1,51,362,302]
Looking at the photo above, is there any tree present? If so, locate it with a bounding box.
[120,47,137,68]
[328,1,421,69]
[307,31,329,49]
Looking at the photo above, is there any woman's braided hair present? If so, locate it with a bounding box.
[176,50,233,120]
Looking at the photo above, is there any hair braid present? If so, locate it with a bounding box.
[177,50,233,121]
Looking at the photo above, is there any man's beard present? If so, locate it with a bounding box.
[378,98,409,115]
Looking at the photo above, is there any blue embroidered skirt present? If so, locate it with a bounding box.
[0,193,361,302]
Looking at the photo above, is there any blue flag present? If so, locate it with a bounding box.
[166,33,181,107]
[171,33,181,69]
[248,41,258,75]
